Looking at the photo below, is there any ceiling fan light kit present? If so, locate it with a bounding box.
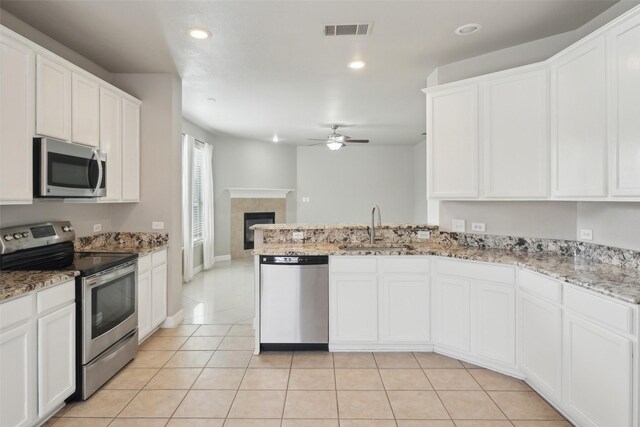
[307,124,370,150]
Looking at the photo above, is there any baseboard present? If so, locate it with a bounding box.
[214,255,231,262]
[193,265,203,275]
[161,309,184,328]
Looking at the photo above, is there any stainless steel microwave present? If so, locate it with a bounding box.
[34,137,106,198]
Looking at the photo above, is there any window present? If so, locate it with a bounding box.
[192,141,205,242]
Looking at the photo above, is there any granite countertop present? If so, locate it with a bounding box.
[0,270,80,302]
[77,243,168,256]
[254,242,640,305]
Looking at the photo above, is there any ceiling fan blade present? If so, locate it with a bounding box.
[308,142,326,146]
[307,138,328,141]
[345,139,369,143]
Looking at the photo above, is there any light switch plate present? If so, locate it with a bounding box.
[302,197,311,203]
[292,231,304,240]
[580,229,593,240]
[417,230,431,239]
[93,224,102,233]
[152,221,165,230]
[471,223,486,232]
[452,219,466,232]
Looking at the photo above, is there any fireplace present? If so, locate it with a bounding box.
[244,212,275,250]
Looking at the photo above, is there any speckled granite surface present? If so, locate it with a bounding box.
[75,232,169,256]
[254,239,640,304]
[0,270,79,302]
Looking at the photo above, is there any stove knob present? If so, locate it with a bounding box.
[62,226,70,232]
[4,234,13,241]
[13,233,22,239]
[21,232,29,238]
[69,226,74,231]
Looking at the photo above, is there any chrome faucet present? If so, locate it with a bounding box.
[370,205,382,244]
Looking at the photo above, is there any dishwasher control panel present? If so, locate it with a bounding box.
[260,255,328,265]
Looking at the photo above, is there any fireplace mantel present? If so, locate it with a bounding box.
[226,188,294,199]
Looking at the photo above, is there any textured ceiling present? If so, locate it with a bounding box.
[1,0,619,145]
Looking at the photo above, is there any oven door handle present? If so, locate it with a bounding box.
[91,149,103,195]
[84,263,137,288]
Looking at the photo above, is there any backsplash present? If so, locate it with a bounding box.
[75,232,169,251]
[256,224,640,270]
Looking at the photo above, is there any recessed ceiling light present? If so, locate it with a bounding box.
[207,97,216,102]
[348,60,366,69]
[190,28,211,39]
[272,135,279,143]
[455,23,481,36]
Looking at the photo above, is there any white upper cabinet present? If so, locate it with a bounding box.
[427,84,479,198]
[71,73,99,147]
[36,55,71,141]
[0,34,34,205]
[550,38,607,198]
[99,87,123,202]
[122,97,141,202]
[607,13,640,197]
[482,69,549,198]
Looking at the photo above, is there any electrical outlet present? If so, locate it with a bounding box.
[93,223,102,233]
[471,222,486,232]
[292,231,304,240]
[152,221,165,230]
[302,197,311,203]
[580,229,593,240]
[417,230,431,239]
[452,219,466,232]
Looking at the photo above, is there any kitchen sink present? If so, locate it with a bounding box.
[339,244,414,252]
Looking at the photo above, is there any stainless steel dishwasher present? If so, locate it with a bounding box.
[260,255,329,350]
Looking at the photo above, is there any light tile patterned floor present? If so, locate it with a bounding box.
[46,259,573,426]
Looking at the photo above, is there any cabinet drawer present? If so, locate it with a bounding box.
[151,249,166,268]
[37,280,75,314]
[0,293,34,331]
[330,256,377,274]
[518,269,562,303]
[379,256,429,274]
[564,285,634,334]
[138,254,151,273]
[436,258,515,284]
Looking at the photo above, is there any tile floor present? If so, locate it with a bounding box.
[46,259,573,426]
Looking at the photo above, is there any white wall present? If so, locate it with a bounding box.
[182,119,298,256]
[413,140,427,223]
[577,202,640,251]
[296,145,415,224]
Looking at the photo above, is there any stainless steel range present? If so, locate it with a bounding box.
[0,221,139,399]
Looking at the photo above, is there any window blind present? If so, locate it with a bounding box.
[192,141,205,242]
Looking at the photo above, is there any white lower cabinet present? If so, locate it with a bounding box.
[0,280,75,427]
[434,276,470,353]
[518,290,562,401]
[138,248,168,342]
[330,256,430,347]
[37,304,75,416]
[563,311,633,427]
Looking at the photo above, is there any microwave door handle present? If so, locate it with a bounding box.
[92,149,103,194]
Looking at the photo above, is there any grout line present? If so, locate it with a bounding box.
[372,352,399,425]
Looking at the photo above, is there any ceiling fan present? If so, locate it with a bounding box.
[307,124,370,150]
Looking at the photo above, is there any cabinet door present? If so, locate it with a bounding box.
[519,291,562,401]
[427,84,479,198]
[37,304,75,417]
[434,276,470,352]
[151,264,167,328]
[99,87,123,202]
[550,38,607,197]
[137,270,152,341]
[330,274,378,342]
[563,312,632,427]
[380,273,430,343]
[71,73,99,147]
[483,69,548,198]
[122,97,140,202]
[36,55,71,140]
[607,14,640,197]
[471,282,516,366]
[0,322,34,427]
[0,35,34,205]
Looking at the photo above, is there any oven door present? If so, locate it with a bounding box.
[36,137,106,198]
[82,262,137,363]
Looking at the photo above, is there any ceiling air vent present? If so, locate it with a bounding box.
[324,23,372,36]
